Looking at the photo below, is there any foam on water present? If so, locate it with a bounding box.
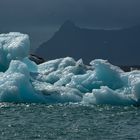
[0,32,140,105]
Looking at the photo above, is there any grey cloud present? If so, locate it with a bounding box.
[0,0,140,50]
[0,0,140,27]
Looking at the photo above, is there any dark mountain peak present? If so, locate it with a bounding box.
[59,20,77,31]
[36,23,140,65]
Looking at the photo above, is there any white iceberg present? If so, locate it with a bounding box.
[0,32,140,106]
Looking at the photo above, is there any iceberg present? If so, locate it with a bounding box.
[0,32,140,105]
[0,32,30,71]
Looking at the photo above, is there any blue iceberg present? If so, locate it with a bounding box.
[0,32,140,106]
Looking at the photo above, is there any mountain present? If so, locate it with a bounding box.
[35,20,140,65]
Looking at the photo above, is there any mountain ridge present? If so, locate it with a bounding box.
[36,21,140,65]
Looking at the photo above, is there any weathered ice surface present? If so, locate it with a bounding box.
[0,32,140,106]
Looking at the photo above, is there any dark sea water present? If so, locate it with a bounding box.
[0,103,140,140]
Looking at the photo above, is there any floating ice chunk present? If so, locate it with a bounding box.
[126,71,140,101]
[0,60,45,103]
[82,86,136,105]
[1,32,140,105]
[0,32,30,71]
[58,57,76,69]
[38,58,63,74]
[22,57,38,72]
[54,73,74,86]
[32,81,82,103]
[32,58,140,105]
[44,70,61,84]
[90,59,124,89]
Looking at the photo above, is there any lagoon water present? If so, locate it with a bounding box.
[0,103,140,140]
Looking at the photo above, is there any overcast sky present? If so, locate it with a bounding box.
[0,0,140,51]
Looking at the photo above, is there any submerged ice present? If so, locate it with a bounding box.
[0,32,140,105]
